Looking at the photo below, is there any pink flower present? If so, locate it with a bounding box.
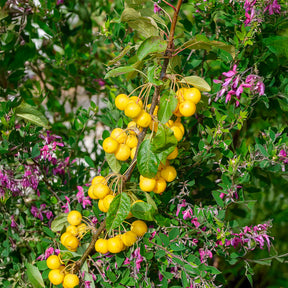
[176,200,186,216]
[191,218,200,228]
[154,3,162,14]
[44,247,54,259]
[11,215,18,228]
[182,208,193,220]
[124,258,130,265]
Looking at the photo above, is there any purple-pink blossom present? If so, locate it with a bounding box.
[76,186,91,208]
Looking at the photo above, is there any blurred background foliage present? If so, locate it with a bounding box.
[0,0,288,287]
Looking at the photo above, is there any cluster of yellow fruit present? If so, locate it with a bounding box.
[87,175,115,213]
[46,255,79,288]
[174,87,201,117]
[95,220,148,254]
[60,211,87,252]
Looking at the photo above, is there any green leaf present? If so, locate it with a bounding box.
[105,153,122,173]
[179,35,235,58]
[84,156,95,168]
[158,89,178,124]
[144,191,158,212]
[130,201,156,221]
[212,191,224,208]
[121,8,158,38]
[31,143,40,158]
[159,233,170,246]
[26,263,45,288]
[151,125,177,157]
[137,139,159,178]
[106,192,131,232]
[137,36,167,60]
[43,226,56,238]
[180,76,211,92]
[15,102,50,129]
[255,144,269,157]
[50,213,68,232]
[108,45,132,66]
[105,66,136,79]
[263,36,288,58]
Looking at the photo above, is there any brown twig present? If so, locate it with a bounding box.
[75,0,183,274]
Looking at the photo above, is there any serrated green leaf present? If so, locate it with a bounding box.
[180,76,211,92]
[158,89,178,124]
[50,213,68,232]
[15,102,50,129]
[26,264,45,288]
[137,139,159,178]
[105,66,136,79]
[255,144,269,157]
[137,36,167,60]
[130,202,156,221]
[105,152,122,173]
[106,192,130,232]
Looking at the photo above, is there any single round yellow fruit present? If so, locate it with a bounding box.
[63,274,79,288]
[179,100,196,117]
[77,223,87,238]
[135,110,152,128]
[91,175,106,185]
[129,96,143,108]
[88,185,97,200]
[67,210,82,226]
[127,121,138,135]
[167,147,178,160]
[170,126,184,141]
[115,144,130,161]
[103,136,119,153]
[122,231,137,247]
[161,165,177,182]
[103,194,115,211]
[176,87,187,103]
[48,269,64,285]
[184,87,201,104]
[107,237,124,253]
[115,234,126,251]
[60,232,72,246]
[93,183,110,199]
[95,238,109,254]
[64,235,79,251]
[46,255,61,270]
[66,225,78,237]
[115,93,129,110]
[130,146,137,160]
[131,220,148,237]
[124,101,142,119]
[139,176,156,192]
[153,177,167,194]
[126,134,138,149]
[110,128,127,144]
[98,198,108,213]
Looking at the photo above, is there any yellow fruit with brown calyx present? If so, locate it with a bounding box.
[170,125,184,141]
[153,177,167,194]
[129,96,143,108]
[88,185,97,199]
[107,237,124,253]
[63,273,79,288]
[103,194,115,211]
[126,134,138,149]
[46,255,61,270]
[64,235,79,251]
[66,225,78,237]
[110,128,127,144]
[95,238,109,254]
[98,198,108,213]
